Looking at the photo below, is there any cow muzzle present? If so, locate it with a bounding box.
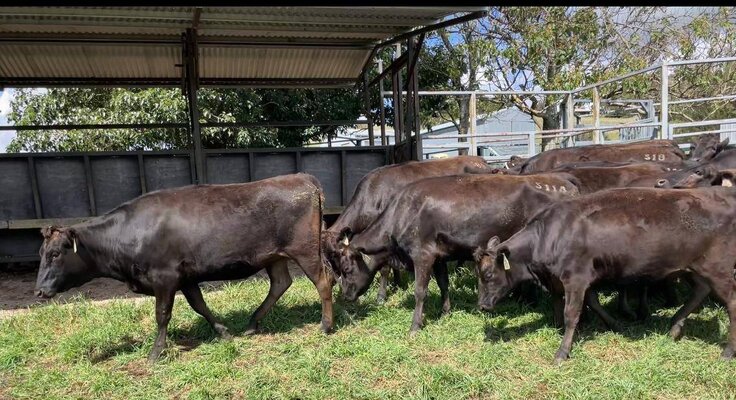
[35,288,55,299]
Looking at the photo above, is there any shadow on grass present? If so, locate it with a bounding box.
[90,294,380,362]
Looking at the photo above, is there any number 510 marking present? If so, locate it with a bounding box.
[644,153,666,161]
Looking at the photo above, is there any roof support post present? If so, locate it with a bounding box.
[406,36,423,161]
[378,59,387,145]
[363,72,375,146]
[184,28,205,184]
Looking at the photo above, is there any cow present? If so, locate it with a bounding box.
[689,133,730,163]
[35,174,333,362]
[518,140,687,174]
[475,187,736,364]
[322,156,493,303]
[667,168,736,188]
[329,173,580,334]
[547,162,682,194]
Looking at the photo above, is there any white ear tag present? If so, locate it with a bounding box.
[722,179,733,187]
[360,252,372,265]
[502,253,511,270]
[73,238,78,253]
[342,236,350,246]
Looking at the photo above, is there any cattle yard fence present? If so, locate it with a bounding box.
[381,56,736,163]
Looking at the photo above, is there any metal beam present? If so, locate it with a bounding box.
[184,28,205,185]
[404,33,425,90]
[368,52,408,88]
[374,10,488,50]
[363,73,375,146]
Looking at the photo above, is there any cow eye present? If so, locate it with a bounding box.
[696,170,703,176]
[50,251,60,260]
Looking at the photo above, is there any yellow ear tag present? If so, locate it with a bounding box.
[723,179,733,187]
[360,252,372,265]
[73,238,77,254]
[502,253,511,270]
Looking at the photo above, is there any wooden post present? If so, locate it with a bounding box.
[468,92,477,156]
[378,59,387,145]
[184,28,205,184]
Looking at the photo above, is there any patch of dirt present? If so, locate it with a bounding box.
[0,262,306,318]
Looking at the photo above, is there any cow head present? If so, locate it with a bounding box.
[690,134,729,163]
[35,226,94,298]
[474,236,516,312]
[672,169,736,188]
[672,165,719,188]
[326,228,377,302]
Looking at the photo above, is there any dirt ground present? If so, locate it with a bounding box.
[0,262,307,318]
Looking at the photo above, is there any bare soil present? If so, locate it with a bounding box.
[0,262,306,317]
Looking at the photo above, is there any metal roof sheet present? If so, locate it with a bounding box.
[0,7,486,87]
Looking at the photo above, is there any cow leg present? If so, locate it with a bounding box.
[181,284,231,339]
[245,259,292,335]
[697,271,736,359]
[432,261,451,316]
[293,254,335,334]
[663,276,680,308]
[377,266,390,304]
[393,266,405,289]
[554,284,585,365]
[636,284,650,321]
[669,274,710,340]
[552,292,564,329]
[409,253,434,336]
[618,286,638,320]
[148,287,175,363]
[585,289,623,333]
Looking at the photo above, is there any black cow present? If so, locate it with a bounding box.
[476,187,736,364]
[330,173,580,334]
[519,140,686,173]
[36,174,333,362]
[689,133,730,163]
[323,156,492,302]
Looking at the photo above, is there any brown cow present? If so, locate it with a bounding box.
[323,156,492,302]
[330,173,580,334]
[476,187,736,364]
[519,140,686,173]
[35,174,332,362]
[689,133,730,163]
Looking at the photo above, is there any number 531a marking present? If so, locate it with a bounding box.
[535,182,567,192]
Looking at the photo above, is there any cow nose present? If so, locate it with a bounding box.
[35,290,44,298]
[657,179,668,187]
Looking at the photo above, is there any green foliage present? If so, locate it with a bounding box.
[7,87,362,152]
[1,275,736,399]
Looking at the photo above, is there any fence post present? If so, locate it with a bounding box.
[528,132,536,157]
[468,92,477,156]
[592,86,601,144]
[660,60,670,140]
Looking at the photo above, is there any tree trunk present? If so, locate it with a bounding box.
[540,111,561,152]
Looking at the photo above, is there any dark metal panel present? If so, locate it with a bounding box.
[344,151,387,203]
[83,155,97,216]
[35,157,91,218]
[301,152,341,208]
[27,157,43,219]
[0,229,43,261]
[91,156,142,214]
[143,155,193,191]
[205,154,250,184]
[0,159,35,220]
[252,153,297,181]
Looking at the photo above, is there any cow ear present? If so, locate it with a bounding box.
[62,228,78,252]
[720,171,735,187]
[719,137,730,151]
[41,225,61,239]
[486,236,501,251]
[338,227,353,247]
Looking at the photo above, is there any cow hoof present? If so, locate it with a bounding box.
[408,328,420,339]
[321,321,334,334]
[669,324,683,341]
[721,346,735,360]
[553,350,569,365]
[609,322,624,333]
[217,326,233,340]
[244,323,261,336]
[147,351,162,364]
[377,296,386,305]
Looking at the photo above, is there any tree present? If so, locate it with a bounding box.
[7,87,362,152]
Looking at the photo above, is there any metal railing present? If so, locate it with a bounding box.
[381,56,736,162]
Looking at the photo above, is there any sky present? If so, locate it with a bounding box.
[0,89,14,152]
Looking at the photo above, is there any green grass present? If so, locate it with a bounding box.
[2,269,735,400]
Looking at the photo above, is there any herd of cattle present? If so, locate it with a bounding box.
[34,133,736,364]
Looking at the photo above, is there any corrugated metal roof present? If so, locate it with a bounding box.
[0,7,487,87]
